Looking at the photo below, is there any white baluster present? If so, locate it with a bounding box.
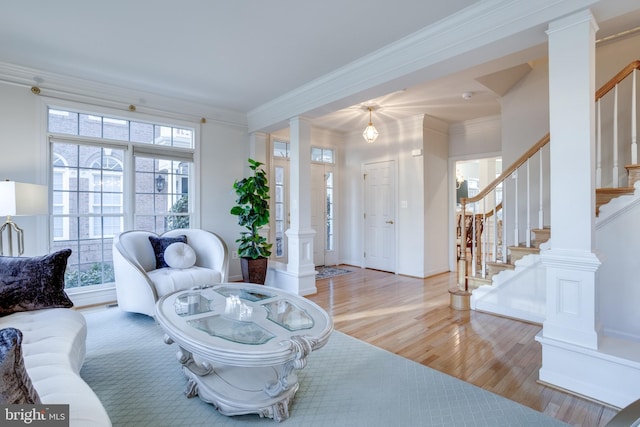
[493,190,498,263]
[596,99,602,188]
[471,204,476,277]
[481,198,486,278]
[526,159,531,248]
[632,69,637,165]
[502,189,508,263]
[513,170,519,248]
[539,148,544,229]
[613,84,619,188]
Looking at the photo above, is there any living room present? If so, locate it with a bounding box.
[2,1,640,426]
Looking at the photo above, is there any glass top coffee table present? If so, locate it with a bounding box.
[155,283,333,422]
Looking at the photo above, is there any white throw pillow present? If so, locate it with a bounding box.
[163,242,196,269]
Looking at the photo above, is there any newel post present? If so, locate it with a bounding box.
[450,199,470,310]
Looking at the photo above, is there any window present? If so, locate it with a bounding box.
[48,107,195,290]
[274,166,285,258]
[311,147,334,164]
[273,141,290,158]
[326,171,334,251]
[272,141,335,164]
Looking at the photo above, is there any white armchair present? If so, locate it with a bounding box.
[113,229,229,317]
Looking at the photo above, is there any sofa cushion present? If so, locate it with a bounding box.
[0,327,41,404]
[0,249,73,317]
[164,242,196,269]
[148,235,187,269]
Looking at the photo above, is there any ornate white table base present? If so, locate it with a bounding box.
[183,364,299,422]
[168,338,300,422]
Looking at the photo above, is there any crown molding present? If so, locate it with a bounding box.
[0,61,248,128]
[248,0,597,133]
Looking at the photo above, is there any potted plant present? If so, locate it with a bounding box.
[230,158,273,284]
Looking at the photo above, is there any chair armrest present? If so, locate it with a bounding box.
[112,235,159,317]
[606,399,640,427]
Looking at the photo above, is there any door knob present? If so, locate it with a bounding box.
[386,220,394,224]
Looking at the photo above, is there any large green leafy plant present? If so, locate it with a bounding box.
[230,158,273,259]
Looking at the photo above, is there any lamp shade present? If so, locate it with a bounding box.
[0,181,48,217]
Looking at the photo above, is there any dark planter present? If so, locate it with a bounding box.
[240,257,268,285]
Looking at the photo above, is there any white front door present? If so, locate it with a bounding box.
[364,161,396,272]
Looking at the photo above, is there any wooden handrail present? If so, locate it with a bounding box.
[595,60,640,101]
[461,133,550,205]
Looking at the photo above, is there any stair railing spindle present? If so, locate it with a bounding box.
[502,187,508,263]
[493,190,498,263]
[526,159,531,248]
[596,99,602,188]
[481,198,487,278]
[632,69,637,165]
[613,84,619,188]
[471,203,477,277]
[539,148,544,229]
[513,170,519,253]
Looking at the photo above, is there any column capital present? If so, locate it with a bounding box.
[546,9,598,36]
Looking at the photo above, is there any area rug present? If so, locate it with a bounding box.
[315,266,352,280]
[81,307,567,427]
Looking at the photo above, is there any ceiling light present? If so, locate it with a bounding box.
[462,92,473,100]
[362,107,379,143]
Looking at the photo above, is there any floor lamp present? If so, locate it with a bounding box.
[0,180,48,256]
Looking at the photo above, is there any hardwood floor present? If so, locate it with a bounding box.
[306,267,618,427]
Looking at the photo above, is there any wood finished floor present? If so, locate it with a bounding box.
[306,267,618,427]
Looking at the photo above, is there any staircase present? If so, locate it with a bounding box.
[455,60,640,324]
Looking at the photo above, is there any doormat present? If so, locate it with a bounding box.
[315,266,353,280]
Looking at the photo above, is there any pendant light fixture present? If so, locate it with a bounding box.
[362,106,379,143]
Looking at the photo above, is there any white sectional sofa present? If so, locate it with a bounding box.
[0,249,111,426]
[0,308,112,427]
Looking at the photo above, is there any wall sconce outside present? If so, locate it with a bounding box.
[156,175,166,192]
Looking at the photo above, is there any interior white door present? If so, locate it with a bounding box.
[364,161,396,272]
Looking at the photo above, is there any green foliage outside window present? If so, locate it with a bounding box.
[65,263,115,288]
[167,195,189,230]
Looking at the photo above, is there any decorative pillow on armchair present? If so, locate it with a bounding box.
[0,249,74,317]
[149,235,187,269]
[0,328,41,404]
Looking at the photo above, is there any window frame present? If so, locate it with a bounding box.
[42,98,201,295]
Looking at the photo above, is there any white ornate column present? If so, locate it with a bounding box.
[540,9,600,348]
[268,116,316,295]
[535,9,615,404]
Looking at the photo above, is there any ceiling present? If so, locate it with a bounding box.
[1,1,639,135]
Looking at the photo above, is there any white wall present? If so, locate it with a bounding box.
[200,122,249,281]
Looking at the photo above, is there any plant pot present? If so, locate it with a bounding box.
[240,257,268,285]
